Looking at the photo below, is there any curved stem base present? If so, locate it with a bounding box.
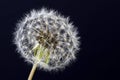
[28,63,38,80]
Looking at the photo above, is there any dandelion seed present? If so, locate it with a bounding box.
[14,8,80,80]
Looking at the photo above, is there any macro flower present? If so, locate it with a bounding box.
[14,8,80,72]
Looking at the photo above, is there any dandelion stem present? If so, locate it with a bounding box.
[28,63,38,80]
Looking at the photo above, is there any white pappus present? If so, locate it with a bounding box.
[14,8,80,71]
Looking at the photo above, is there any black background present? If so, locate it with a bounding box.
[0,0,119,80]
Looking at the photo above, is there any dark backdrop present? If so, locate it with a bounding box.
[0,0,119,80]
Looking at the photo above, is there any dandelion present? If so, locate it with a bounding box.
[14,8,80,80]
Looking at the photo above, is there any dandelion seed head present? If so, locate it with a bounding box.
[14,8,80,71]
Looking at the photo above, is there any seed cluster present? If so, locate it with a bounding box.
[14,8,80,71]
[36,30,58,50]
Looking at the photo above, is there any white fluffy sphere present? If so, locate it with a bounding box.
[14,8,80,71]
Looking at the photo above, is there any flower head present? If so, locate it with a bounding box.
[14,8,80,71]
